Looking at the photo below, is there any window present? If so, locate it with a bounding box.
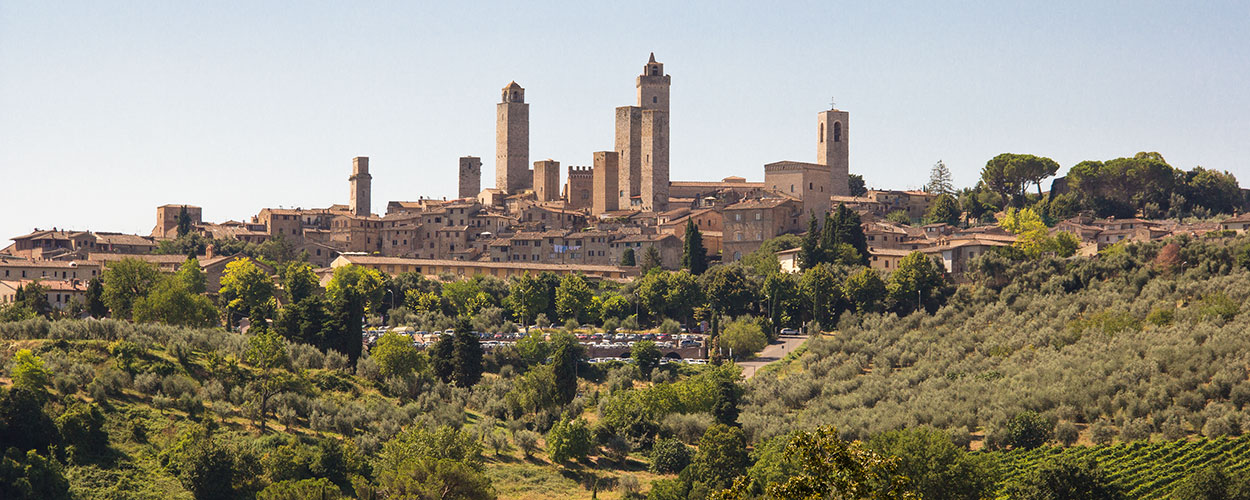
[653,96,658,103]
[735,232,742,241]
[819,122,824,143]
[755,212,761,221]
[790,184,794,192]
[734,214,741,221]
[833,122,842,142]
[809,182,813,190]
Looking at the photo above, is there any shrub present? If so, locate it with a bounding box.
[660,412,713,444]
[648,437,691,474]
[1005,411,1052,449]
[1055,421,1079,446]
[1090,420,1116,445]
[547,416,592,463]
[134,373,162,395]
[658,319,682,334]
[513,430,540,458]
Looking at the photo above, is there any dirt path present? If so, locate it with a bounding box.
[738,334,808,378]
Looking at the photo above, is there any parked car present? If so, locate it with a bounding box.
[779,328,799,335]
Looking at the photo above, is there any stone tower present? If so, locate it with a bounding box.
[616,53,671,212]
[565,166,593,210]
[350,156,371,216]
[533,159,560,202]
[817,109,850,197]
[497,82,530,194]
[458,156,482,199]
[593,151,620,215]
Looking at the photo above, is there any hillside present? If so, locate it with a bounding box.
[744,233,1250,445]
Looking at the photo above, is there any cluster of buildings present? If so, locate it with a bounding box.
[6,53,1250,312]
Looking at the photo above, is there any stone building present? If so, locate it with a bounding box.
[533,159,560,202]
[350,156,372,216]
[497,82,530,193]
[153,204,202,239]
[458,157,482,199]
[616,54,671,212]
[764,161,831,219]
[722,198,804,262]
[592,151,620,215]
[564,166,593,210]
[817,109,850,196]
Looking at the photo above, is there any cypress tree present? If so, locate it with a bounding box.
[681,219,708,274]
[799,212,821,270]
[620,248,636,266]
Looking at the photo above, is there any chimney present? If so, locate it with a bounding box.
[205,244,215,259]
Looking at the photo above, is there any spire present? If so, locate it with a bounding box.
[648,52,656,63]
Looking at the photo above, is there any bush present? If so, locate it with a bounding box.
[721,317,767,358]
[660,412,713,444]
[658,319,682,334]
[1055,421,1079,446]
[134,373,162,395]
[56,401,109,461]
[1005,411,1052,449]
[1007,456,1125,500]
[546,417,591,463]
[513,430,540,458]
[648,437,691,474]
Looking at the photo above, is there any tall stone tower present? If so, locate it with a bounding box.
[533,159,560,202]
[458,156,482,199]
[350,156,371,216]
[565,165,593,210]
[817,109,850,197]
[497,82,530,194]
[593,151,620,215]
[616,53,671,212]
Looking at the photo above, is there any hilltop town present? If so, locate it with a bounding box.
[4,53,1248,310]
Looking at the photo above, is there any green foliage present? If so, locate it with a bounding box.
[0,386,60,454]
[372,330,422,377]
[682,219,709,275]
[10,349,50,392]
[546,416,592,463]
[0,448,71,500]
[621,247,636,266]
[721,317,767,358]
[1005,412,1053,450]
[1171,465,1250,500]
[378,425,484,472]
[1007,456,1125,500]
[886,210,912,226]
[161,423,242,500]
[326,264,385,362]
[924,193,961,226]
[867,428,993,500]
[849,174,868,197]
[717,426,915,500]
[372,456,495,500]
[133,269,219,328]
[982,153,1059,206]
[843,267,886,314]
[506,273,546,329]
[689,423,749,492]
[56,401,109,461]
[283,262,320,303]
[257,477,344,500]
[632,340,662,378]
[555,274,594,324]
[641,246,664,273]
[927,160,954,195]
[220,257,277,325]
[649,437,691,474]
[887,252,947,313]
[101,257,162,320]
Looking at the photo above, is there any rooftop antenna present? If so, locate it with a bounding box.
[829,96,837,110]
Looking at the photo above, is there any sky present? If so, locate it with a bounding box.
[1,1,1248,241]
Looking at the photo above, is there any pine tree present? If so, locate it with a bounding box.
[833,204,870,266]
[819,213,838,264]
[681,219,708,275]
[927,160,954,195]
[799,212,822,270]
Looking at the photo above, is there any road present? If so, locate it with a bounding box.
[738,334,808,379]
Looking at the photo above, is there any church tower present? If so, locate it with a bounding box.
[350,156,371,216]
[817,108,850,197]
[616,53,671,212]
[497,82,530,194]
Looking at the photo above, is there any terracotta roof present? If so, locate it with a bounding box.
[0,259,99,269]
[1224,213,1250,223]
[726,198,796,210]
[1,279,88,292]
[334,255,632,274]
[94,233,156,246]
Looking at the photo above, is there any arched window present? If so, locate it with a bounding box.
[834,122,842,142]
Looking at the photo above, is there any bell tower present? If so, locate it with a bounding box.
[497,81,530,194]
[817,108,849,197]
[637,52,670,112]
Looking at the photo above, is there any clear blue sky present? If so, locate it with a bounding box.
[2,1,1247,241]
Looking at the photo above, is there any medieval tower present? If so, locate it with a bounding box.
[458,156,482,199]
[564,165,593,210]
[817,108,850,197]
[497,82,530,194]
[533,159,560,202]
[350,156,371,216]
[593,151,620,215]
[616,53,670,212]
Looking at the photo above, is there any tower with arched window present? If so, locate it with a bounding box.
[817,108,850,197]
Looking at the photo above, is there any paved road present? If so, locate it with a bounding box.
[738,334,808,378]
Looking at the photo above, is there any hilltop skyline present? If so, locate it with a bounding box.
[2,1,1248,240]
